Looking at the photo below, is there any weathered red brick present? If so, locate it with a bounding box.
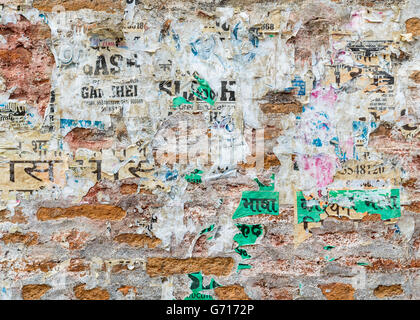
[214,285,251,300]
[37,204,126,221]
[406,17,420,36]
[120,183,138,195]
[33,0,123,12]
[63,128,113,152]
[73,284,110,300]
[146,257,235,277]
[118,285,137,296]
[0,16,54,116]
[0,208,27,224]
[21,284,51,300]
[1,232,39,246]
[410,71,420,83]
[403,201,420,213]
[374,284,404,298]
[319,283,355,300]
[114,233,161,248]
[52,229,90,250]
[67,258,90,272]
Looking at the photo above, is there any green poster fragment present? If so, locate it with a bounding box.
[235,246,251,259]
[172,96,192,109]
[184,292,214,300]
[233,191,279,219]
[183,272,221,300]
[296,191,326,224]
[297,189,401,223]
[237,264,252,272]
[191,73,215,105]
[254,174,275,191]
[233,224,263,246]
[185,169,203,183]
[254,173,275,191]
[324,246,335,250]
[357,262,370,266]
[328,189,401,220]
[200,224,214,235]
[233,224,262,261]
[188,272,221,292]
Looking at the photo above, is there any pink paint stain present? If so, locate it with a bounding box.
[338,137,355,160]
[310,86,338,105]
[301,155,335,188]
[348,10,363,30]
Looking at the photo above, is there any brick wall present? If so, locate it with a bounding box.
[0,0,418,300]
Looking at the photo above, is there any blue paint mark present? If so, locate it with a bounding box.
[190,42,198,56]
[190,37,215,59]
[330,136,339,144]
[60,119,104,130]
[292,77,306,95]
[352,121,377,159]
[237,52,257,63]
[330,137,347,161]
[313,120,329,131]
[302,105,314,113]
[312,138,322,147]
[285,76,306,96]
[232,23,240,40]
[249,33,259,48]
[247,52,256,62]
[165,170,178,181]
[353,121,376,139]
[213,116,235,132]
[39,13,48,24]
[233,52,256,65]
[172,29,181,51]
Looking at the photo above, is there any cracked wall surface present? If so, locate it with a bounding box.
[0,0,418,300]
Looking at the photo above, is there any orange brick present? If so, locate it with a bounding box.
[406,17,420,36]
[37,204,126,221]
[21,284,51,300]
[214,285,251,300]
[1,232,39,246]
[73,284,110,300]
[319,283,355,300]
[120,183,138,195]
[146,257,235,277]
[118,285,137,296]
[33,0,123,12]
[374,285,404,298]
[114,233,161,248]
